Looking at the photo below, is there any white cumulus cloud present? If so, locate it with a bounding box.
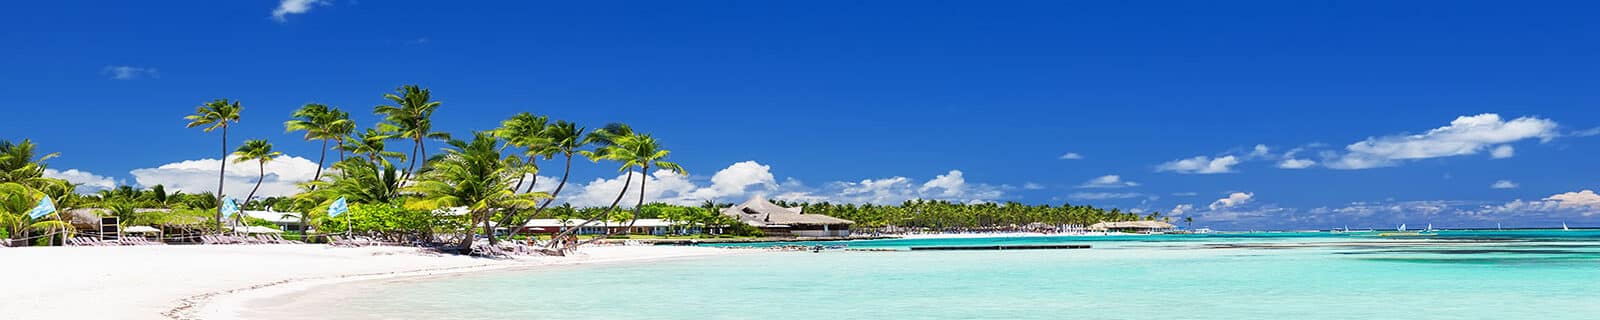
[1544,190,1600,210]
[1489,145,1515,159]
[1078,175,1139,188]
[1490,180,1518,189]
[44,169,118,192]
[1277,158,1316,169]
[272,0,328,22]
[1156,155,1240,174]
[1209,192,1254,210]
[1326,114,1558,169]
[1059,152,1084,160]
[129,155,323,200]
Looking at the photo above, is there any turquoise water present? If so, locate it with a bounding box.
[256,231,1600,319]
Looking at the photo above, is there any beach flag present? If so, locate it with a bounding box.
[328,197,349,217]
[221,196,240,218]
[26,195,56,219]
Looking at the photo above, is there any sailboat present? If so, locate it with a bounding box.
[1398,224,1407,232]
[1421,224,1435,234]
[1380,223,1432,237]
[1563,223,1570,231]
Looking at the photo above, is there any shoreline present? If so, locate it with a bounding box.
[190,245,741,320]
[0,244,737,320]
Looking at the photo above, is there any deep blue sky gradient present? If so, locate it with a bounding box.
[3,1,1597,229]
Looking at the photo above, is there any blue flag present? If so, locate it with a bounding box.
[328,197,349,217]
[26,195,56,219]
[221,196,240,218]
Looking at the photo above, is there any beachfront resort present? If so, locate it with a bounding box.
[8,1,1600,319]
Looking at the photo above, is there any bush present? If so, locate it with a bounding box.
[317,201,437,241]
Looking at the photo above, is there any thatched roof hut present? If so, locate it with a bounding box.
[721,197,853,227]
[720,198,854,237]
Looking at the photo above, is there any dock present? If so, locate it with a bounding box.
[908,244,1091,251]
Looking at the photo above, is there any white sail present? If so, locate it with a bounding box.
[1563,223,1570,231]
[1399,224,1406,231]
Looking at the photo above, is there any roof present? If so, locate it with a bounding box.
[524,218,674,228]
[124,226,161,233]
[720,198,854,227]
[1087,221,1176,230]
[61,208,106,227]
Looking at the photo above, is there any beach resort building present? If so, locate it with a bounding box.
[243,210,303,232]
[1087,221,1177,233]
[720,198,854,237]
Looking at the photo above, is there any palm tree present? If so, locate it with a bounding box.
[285,104,355,182]
[305,158,402,205]
[374,85,448,182]
[493,113,550,193]
[1183,216,1194,230]
[526,120,586,217]
[185,99,242,231]
[544,124,635,249]
[611,133,685,231]
[343,128,407,166]
[0,139,61,189]
[232,139,282,207]
[0,183,71,246]
[407,132,544,249]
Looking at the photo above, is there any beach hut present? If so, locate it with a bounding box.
[720,197,854,237]
[1086,221,1177,233]
[242,210,302,231]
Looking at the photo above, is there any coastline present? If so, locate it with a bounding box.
[0,244,736,320]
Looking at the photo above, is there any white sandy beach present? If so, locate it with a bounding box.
[0,244,733,320]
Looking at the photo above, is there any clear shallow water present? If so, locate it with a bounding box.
[255,231,1600,320]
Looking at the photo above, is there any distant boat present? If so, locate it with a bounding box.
[1563,223,1570,231]
[1398,224,1407,232]
[1497,223,1502,231]
[1424,224,1434,233]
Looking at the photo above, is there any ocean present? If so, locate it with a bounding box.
[251,230,1600,319]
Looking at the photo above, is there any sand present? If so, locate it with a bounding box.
[0,244,733,320]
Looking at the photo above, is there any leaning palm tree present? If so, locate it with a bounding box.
[493,113,551,193]
[374,85,449,182]
[232,139,281,207]
[0,139,61,188]
[545,125,642,249]
[284,104,355,182]
[406,132,544,249]
[524,120,585,218]
[611,133,685,231]
[185,99,242,231]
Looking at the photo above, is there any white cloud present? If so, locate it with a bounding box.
[1170,204,1194,215]
[686,160,777,200]
[272,0,327,22]
[919,170,969,197]
[103,66,158,80]
[1209,192,1254,210]
[1277,158,1316,169]
[1156,155,1240,174]
[554,163,1005,206]
[129,155,323,200]
[1247,144,1271,159]
[1022,182,1045,190]
[1326,114,1558,169]
[1490,180,1518,189]
[1490,145,1515,159]
[1067,192,1145,200]
[1571,127,1600,137]
[1059,152,1084,160]
[43,169,118,192]
[1172,192,1198,197]
[1078,175,1139,188]
[1544,190,1600,210]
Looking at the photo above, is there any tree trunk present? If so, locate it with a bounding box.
[313,139,328,181]
[458,210,477,250]
[216,125,228,235]
[483,214,497,246]
[621,165,649,234]
[336,139,346,162]
[246,161,265,209]
[546,169,633,250]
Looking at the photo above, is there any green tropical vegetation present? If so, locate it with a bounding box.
[0,84,1166,252]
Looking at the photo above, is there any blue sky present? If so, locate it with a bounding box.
[3,1,1599,229]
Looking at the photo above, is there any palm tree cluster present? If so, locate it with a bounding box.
[791,199,1170,232]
